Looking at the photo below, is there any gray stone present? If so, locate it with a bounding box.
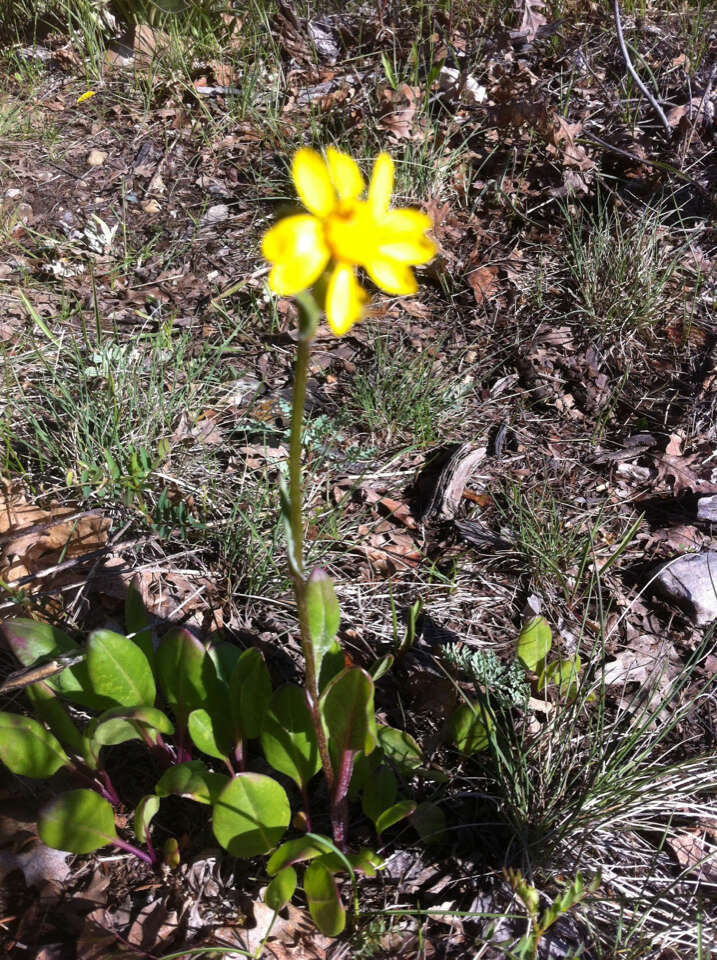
[653,551,717,624]
[697,495,717,523]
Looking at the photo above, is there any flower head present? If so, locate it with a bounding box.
[262,148,436,336]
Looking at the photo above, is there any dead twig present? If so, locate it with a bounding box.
[612,0,671,140]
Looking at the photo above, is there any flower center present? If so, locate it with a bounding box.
[324,200,376,265]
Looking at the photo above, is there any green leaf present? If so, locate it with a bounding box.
[156,761,228,805]
[375,799,416,836]
[538,656,581,698]
[260,684,321,790]
[0,620,103,709]
[349,751,377,798]
[304,860,345,936]
[155,628,207,722]
[230,647,272,741]
[370,653,394,681]
[451,702,493,755]
[25,681,89,762]
[188,708,228,761]
[517,616,552,673]
[134,794,160,844]
[89,705,174,747]
[38,789,117,854]
[87,629,156,707]
[318,641,346,693]
[322,667,377,762]
[313,847,384,878]
[267,835,332,875]
[209,643,241,685]
[305,568,340,680]
[203,644,241,755]
[125,577,154,666]
[377,725,422,775]
[265,866,297,912]
[0,618,77,671]
[0,711,70,778]
[361,765,397,826]
[212,773,290,858]
[410,801,447,845]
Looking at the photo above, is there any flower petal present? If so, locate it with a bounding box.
[269,250,329,296]
[368,152,394,217]
[382,208,432,235]
[261,214,324,263]
[327,147,365,201]
[263,216,330,295]
[292,148,336,218]
[379,234,436,265]
[325,263,368,336]
[365,257,417,295]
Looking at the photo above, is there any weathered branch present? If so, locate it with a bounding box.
[612,0,672,139]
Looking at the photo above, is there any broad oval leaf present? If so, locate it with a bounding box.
[89,705,174,747]
[267,834,332,875]
[375,799,416,837]
[188,708,228,761]
[212,773,289,858]
[321,667,377,760]
[124,577,154,666]
[0,620,102,709]
[261,684,320,790]
[134,794,160,844]
[230,647,272,740]
[25,681,89,761]
[38,789,117,854]
[87,630,155,707]
[451,702,493,755]
[156,761,228,805]
[0,618,77,669]
[156,628,207,722]
[318,640,346,693]
[304,860,346,937]
[517,616,552,673]
[265,866,297,912]
[0,711,69,778]
[410,801,447,845]
[378,725,422,774]
[361,765,397,826]
[305,568,340,679]
[538,656,581,698]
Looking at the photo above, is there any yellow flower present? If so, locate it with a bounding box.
[77,90,95,104]
[262,148,436,336]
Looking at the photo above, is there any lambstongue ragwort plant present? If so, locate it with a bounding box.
[0,148,436,938]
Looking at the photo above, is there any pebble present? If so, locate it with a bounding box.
[653,551,717,624]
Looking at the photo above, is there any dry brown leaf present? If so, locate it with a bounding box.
[667,831,717,884]
[0,483,109,586]
[514,0,547,41]
[377,84,423,141]
[654,454,717,496]
[467,265,500,305]
[378,496,417,529]
[127,898,179,950]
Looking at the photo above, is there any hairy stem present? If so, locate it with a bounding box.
[330,749,356,852]
[113,836,154,866]
[289,297,335,796]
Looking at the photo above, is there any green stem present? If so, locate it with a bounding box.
[289,293,335,795]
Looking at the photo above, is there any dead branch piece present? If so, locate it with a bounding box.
[612,0,672,140]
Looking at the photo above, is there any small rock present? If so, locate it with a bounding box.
[201,203,229,224]
[653,551,717,624]
[87,149,108,166]
[697,495,717,523]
